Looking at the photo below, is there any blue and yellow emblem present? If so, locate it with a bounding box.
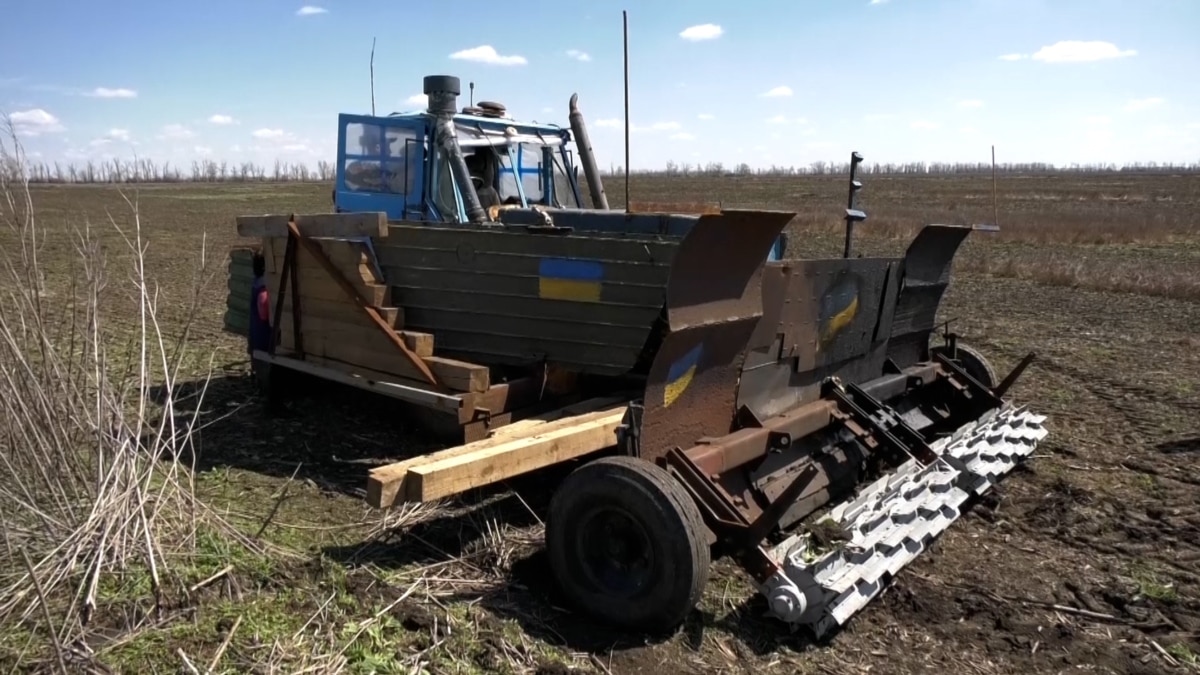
[663,343,703,408]
[538,258,604,302]
[818,277,860,347]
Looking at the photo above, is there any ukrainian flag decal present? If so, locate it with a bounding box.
[818,277,860,347]
[538,258,604,302]
[663,343,704,408]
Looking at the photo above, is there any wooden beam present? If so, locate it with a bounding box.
[238,212,388,239]
[366,399,628,508]
[277,297,402,329]
[284,219,438,387]
[259,351,462,413]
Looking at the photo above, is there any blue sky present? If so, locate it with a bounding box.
[2,0,1197,171]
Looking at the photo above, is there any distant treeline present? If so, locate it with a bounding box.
[3,157,1199,184]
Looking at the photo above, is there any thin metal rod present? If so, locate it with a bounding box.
[370,37,376,116]
[622,10,631,213]
[991,144,998,227]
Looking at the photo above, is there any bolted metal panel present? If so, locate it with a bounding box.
[375,223,682,374]
[735,257,903,421]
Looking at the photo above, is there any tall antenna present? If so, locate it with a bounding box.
[622,10,631,213]
[369,37,377,116]
[991,144,998,227]
[470,82,475,107]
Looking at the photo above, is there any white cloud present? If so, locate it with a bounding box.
[910,120,939,130]
[194,145,213,156]
[87,87,137,99]
[157,124,194,140]
[449,45,527,66]
[863,113,894,122]
[590,119,682,133]
[679,24,723,41]
[957,99,984,109]
[634,121,681,133]
[669,132,696,141]
[959,126,979,134]
[1032,40,1136,63]
[869,0,890,4]
[697,113,715,120]
[1187,122,1200,130]
[87,128,134,149]
[766,115,808,125]
[1124,97,1165,112]
[404,93,428,107]
[566,49,591,62]
[252,128,287,140]
[208,114,237,125]
[762,85,793,98]
[296,6,327,16]
[9,109,65,136]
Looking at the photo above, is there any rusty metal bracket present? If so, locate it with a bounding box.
[662,447,786,582]
[993,351,1036,399]
[932,350,1002,408]
[284,217,440,388]
[824,379,937,467]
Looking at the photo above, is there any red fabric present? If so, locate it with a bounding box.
[256,287,270,322]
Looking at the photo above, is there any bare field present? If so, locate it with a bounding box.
[2,172,1199,674]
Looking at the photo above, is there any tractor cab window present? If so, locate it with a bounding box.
[342,122,420,195]
[550,149,580,209]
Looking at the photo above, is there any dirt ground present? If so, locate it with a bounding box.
[4,172,1198,674]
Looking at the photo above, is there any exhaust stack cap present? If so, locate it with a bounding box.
[423,75,461,116]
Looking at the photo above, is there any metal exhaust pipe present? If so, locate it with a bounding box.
[568,93,609,210]
[424,75,487,223]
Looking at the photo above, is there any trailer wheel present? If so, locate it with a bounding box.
[546,456,710,633]
[935,342,999,389]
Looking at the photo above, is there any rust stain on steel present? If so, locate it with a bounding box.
[638,209,794,464]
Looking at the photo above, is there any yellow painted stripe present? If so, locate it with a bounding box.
[539,278,602,302]
[821,295,859,343]
[663,365,696,407]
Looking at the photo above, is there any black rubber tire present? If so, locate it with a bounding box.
[546,456,710,633]
[934,342,999,389]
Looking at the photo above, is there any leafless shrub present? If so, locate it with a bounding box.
[0,119,260,670]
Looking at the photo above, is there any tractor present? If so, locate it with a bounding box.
[221,74,1047,639]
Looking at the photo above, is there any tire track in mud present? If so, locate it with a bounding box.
[972,336,1197,446]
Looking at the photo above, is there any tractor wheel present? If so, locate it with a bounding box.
[546,456,710,633]
[934,342,999,389]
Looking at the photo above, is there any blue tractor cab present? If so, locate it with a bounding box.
[332,75,787,257]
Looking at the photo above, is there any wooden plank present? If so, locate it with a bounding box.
[398,331,434,358]
[266,270,389,307]
[366,398,629,508]
[283,219,435,386]
[276,319,428,358]
[261,351,462,413]
[276,297,402,328]
[238,212,388,239]
[282,328,488,392]
[268,238,377,281]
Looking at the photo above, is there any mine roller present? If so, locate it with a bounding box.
[222,74,1048,638]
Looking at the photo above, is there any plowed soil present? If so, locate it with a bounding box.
[6,172,1198,674]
